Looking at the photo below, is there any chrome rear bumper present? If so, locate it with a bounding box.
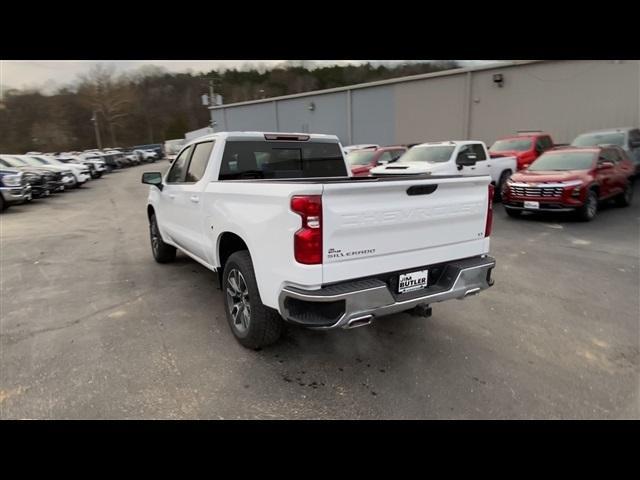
[278,255,495,330]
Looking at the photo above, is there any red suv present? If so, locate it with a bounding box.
[490,132,556,171]
[502,145,634,221]
[346,146,407,177]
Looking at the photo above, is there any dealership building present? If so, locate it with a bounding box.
[208,60,639,146]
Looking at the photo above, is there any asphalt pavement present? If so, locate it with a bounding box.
[1,164,638,419]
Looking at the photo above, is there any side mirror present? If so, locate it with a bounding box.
[597,161,614,170]
[142,171,163,190]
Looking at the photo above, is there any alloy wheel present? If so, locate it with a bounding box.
[226,269,251,333]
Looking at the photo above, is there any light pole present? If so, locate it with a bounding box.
[91,111,102,149]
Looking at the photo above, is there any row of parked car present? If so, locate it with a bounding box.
[0,144,167,212]
[343,127,640,222]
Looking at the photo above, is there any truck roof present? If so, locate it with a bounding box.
[185,131,340,146]
[412,140,483,148]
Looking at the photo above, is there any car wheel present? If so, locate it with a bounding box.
[222,250,283,349]
[577,189,598,221]
[505,207,522,218]
[0,195,7,212]
[615,182,633,207]
[149,214,176,263]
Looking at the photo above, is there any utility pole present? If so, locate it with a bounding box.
[91,110,102,149]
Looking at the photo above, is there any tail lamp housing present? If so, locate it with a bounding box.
[291,195,322,264]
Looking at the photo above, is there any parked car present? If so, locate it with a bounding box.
[0,156,54,198]
[0,168,31,211]
[2,155,70,191]
[346,146,408,177]
[503,145,634,221]
[570,127,640,175]
[83,150,123,170]
[30,156,91,187]
[58,155,106,178]
[370,140,517,200]
[134,149,159,163]
[133,143,165,160]
[342,144,379,156]
[489,131,558,171]
[14,155,77,189]
[141,131,496,349]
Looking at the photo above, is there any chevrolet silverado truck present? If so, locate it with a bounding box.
[370,140,516,200]
[142,132,496,349]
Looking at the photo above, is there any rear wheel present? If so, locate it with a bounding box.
[576,189,598,221]
[222,250,283,349]
[615,181,633,207]
[149,214,176,263]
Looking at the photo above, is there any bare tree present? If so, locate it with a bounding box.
[78,64,132,146]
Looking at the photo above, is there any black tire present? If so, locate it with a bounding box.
[576,189,598,221]
[495,170,512,202]
[149,214,176,263]
[505,207,522,218]
[222,250,283,349]
[0,195,7,212]
[614,181,633,207]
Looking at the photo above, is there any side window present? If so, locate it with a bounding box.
[540,136,553,150]
[378,151,393,163]
[389,149,405,161]
[166,146,193,183]
[629,129,640,147]
[457,144,472,161]
[471,144,487,161]
[599,149,617,164]
[185,141,214,183]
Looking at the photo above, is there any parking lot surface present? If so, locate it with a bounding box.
[1,165,638,419]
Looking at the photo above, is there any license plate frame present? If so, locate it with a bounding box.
[524,200,540,209]
[397,269,429,294]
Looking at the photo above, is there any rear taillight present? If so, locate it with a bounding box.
[485,184,494,237]
[291,195,322,264]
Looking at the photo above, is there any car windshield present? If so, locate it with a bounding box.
[346,150,377,166]
[1,157,26,167]
[20,156,47,167]
[528,151,595,171]
[490,138,533,152]
[571,132,625,148]
[397,145,455,163]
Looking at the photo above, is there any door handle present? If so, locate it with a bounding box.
[190,195,200,203]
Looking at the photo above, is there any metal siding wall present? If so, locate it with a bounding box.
[351,85,396,146]
[393,74,467,145]
[223,103,277,131]
[468,60,640,145]
[276,92,349,142]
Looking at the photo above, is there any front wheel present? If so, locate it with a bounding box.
[576,189,598,221]
[615,182,633,207]
[495,171,512,202]
[149,214,176,263]
[222,251,283,349]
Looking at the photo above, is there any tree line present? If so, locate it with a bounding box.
[0,61,459,153]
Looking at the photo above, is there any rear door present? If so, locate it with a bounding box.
[321,176,491,284]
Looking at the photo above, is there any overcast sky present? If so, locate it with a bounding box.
[0,60,501,94]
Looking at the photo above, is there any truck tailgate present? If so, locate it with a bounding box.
[321,176,491,284]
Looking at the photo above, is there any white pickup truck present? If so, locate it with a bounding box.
[142,132,496,349]
[370,141,517,199]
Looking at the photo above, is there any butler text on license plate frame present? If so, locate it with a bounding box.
[398,269,429,294]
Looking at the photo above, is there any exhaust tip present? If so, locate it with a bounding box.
[345,315,373,329]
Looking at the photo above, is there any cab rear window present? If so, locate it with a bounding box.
[219,141,347,180]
